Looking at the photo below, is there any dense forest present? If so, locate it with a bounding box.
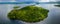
[8,5,49,23]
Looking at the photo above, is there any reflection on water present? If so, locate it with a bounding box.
[10,20,24,24]
[0,4,60,24]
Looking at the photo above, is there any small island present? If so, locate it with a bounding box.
[54,5,60,7]
[8,5,49,23]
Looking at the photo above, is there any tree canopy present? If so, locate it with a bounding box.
[8,5,49,23]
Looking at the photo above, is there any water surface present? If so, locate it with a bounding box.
[0,4,60,24]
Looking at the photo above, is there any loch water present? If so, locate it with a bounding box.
[0,4,60,24]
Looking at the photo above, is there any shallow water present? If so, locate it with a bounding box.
[0,4,60,24]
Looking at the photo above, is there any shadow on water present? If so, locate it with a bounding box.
[10,20,24,24]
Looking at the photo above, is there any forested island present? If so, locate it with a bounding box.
[8,5,49,23]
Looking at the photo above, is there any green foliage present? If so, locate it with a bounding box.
[13,6,20,9]
[8,5,49,23]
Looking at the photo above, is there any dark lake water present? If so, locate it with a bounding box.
[0,4,60,24]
